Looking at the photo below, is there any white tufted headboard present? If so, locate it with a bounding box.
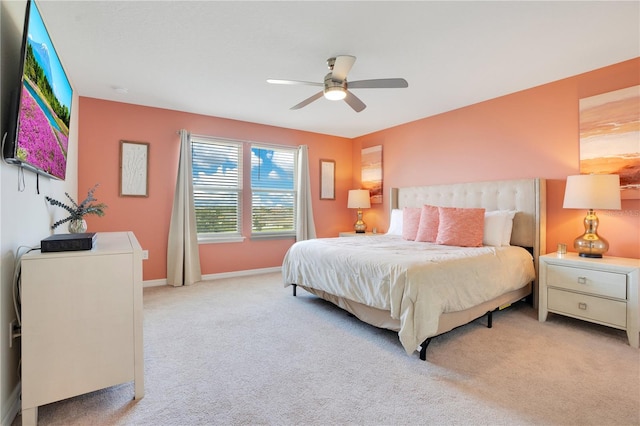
[391,178,547,302]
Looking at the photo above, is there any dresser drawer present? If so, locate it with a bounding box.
[546,264,627,299]
[547,288,627,328]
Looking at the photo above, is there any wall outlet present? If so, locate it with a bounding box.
[9,319,19,348]
[142,250,149,260]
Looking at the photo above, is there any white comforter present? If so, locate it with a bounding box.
[282,235,535,354]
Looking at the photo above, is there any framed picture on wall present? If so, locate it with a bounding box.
[579,85,640,199]
[319,159,335,200]
[120,141,149,197]
[361,145,383,204]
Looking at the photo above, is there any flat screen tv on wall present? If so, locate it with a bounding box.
[3,0,73,181]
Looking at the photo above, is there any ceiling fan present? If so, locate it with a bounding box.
[267,55,408,112]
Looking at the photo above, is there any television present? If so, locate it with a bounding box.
[3,0,73,181]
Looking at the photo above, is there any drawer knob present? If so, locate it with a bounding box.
[577,276,587,285]
[578,302,587,310]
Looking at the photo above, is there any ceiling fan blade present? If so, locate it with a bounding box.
[290,91,324,110]
[331,55,356,82]
[344,91,366,112]
[267,79,323,87]
[348,78,409,89]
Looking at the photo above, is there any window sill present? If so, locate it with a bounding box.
[198,235,245,244]
[250,233,295,241]
[196,233,295,243]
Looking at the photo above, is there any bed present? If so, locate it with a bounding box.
[283,178,546,359]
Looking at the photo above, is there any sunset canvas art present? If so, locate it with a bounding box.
[361,145,383,204]
[579,85,640,199]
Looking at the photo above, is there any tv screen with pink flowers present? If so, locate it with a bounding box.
[3,0,73,180]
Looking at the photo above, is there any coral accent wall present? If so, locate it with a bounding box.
[353,58,640,259]
[78,100,353,280]
[79,59,639,282]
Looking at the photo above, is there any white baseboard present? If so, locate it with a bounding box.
[143,266,282,288]
[143,278,167,288]
[2,382,21,426]
[201,266,281,281]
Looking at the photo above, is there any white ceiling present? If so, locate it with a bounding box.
[13,1,640,138]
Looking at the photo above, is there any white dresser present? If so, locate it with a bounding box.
[538,252,639,348]
[20,232,144,425]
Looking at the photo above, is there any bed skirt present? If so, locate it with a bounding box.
[297,282,532,344]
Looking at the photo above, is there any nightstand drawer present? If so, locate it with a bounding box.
[546,264,626,299]
[547,288,627,328]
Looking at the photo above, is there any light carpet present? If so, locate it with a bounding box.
[13,272,640,425]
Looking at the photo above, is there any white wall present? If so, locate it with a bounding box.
[0,1,78,424]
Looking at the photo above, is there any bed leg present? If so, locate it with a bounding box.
[419,338,432,361]
[487,310,493,328]
[292,284,297,297]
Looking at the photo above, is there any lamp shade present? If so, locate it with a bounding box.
[563,174,621,210]
[348,189,371,209]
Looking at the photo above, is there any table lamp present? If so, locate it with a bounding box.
[348,189,371,233]
[563,174,621,258]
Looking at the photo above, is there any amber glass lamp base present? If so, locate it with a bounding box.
[574,209,609,258]
[354,210,367,233]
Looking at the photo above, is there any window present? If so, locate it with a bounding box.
[251,144,297,238]
[191,136,243,241]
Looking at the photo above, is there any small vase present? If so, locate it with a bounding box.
[68,218,87,234]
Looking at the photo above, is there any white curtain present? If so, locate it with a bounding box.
[167,129,202,286]
[296,145,316,241]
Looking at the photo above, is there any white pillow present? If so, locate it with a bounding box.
[501,210,517,246]
[386,209,403,236]
[483,210,517,246]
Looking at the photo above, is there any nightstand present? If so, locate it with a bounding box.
[539,252,639,348]
[339,231,375,237]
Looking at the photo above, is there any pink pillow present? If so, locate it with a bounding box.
[415,205,439,242]
[436,207,485,247]
[402,207,422,240]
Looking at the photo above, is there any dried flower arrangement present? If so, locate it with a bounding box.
[45,183,107,230]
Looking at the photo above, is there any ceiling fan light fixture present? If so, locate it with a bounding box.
[324,86,347,101]
[268,55,407,111]
[323,73,347,100]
